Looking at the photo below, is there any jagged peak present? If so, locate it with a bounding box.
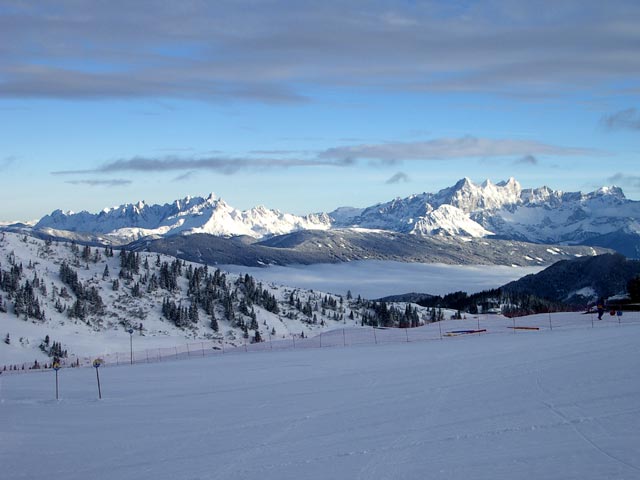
[593,185,626,199]
[453,177,475,190]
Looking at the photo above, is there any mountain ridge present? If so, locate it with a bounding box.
[9,177,640,258]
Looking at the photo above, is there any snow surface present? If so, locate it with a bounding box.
[2,315,640,479]
[220,260,544,298]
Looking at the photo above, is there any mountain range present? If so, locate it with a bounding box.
[8,177,640,262]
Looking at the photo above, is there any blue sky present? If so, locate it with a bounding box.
[1,0,639,221]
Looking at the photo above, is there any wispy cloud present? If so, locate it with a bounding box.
[319,137,599,163]
[1,156,17,170]
[385,172,410,184]
[607,172,640,188]
[52,155,351,176]
[1,2,638,102]
[601,108,640,131]
[173,171,196,181]
[64,179,132,187]
[514,154,538,165]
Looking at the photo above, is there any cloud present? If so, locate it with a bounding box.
[1,1,639,102]
[319,137,598,163]
[63,179,132,187]
[514,154,538,165]
[385,172,410,184]
[601,108,640,131]
[607,172,640,188]
[1,156,17,170]
[173,171,196,181]
[52,155,351,176]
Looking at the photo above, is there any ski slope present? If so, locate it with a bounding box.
[2,316,640,480]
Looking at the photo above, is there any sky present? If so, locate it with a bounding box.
[1,0,640,222]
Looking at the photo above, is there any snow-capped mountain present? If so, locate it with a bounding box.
[332,178,640,257]
[16,177,640,258]
[34,193,332,242]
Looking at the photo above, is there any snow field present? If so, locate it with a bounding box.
[5,310,640,373]
[2,315,640,480]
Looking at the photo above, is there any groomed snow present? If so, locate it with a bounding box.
[2,314,640,480]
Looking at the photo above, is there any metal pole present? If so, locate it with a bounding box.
[55,369,59,400]
[513,316,516,334]
[549,310,553,330]
[343,328,346,347]
[438,320,442,340]
[405,328,409,343]
[96,368,102,399]
[373,327,377,344]
[128,329,134,365]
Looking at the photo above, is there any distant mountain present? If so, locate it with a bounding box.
[11,177,640,259]
[333,178,640,256]
[501,253,640,304]
[383,253,640,313]
[131,229,607,267]
[34,194,332,243]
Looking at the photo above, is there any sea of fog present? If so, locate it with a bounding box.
[220,260,544,298]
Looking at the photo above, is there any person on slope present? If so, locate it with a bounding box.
[596,299,605,320]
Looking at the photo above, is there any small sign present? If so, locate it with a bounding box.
[52,362,61,371]
[93,358,103,368]
[616,310,623,317]
[127,328,134,334]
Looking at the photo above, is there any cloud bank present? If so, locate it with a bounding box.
[1,1,639,102]
[319,137,598,163]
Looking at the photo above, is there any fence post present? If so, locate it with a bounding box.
[438,320,442,340]
[320,333,322,348]
[187,343,190,357]
[292,334,296,349]
[201,342,205,357]
[373,327,377,345]
[343,328,346,347]
[548,310,553,331]
[405,328,409,343]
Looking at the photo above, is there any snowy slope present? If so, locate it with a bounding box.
[0,232,375,367]
[2,317,640,480]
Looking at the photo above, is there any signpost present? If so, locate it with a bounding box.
[128,328,134,365]
[93,358,103,399]
[53,361,61,400]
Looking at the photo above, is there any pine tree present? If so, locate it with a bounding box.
[211,311,219,332]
